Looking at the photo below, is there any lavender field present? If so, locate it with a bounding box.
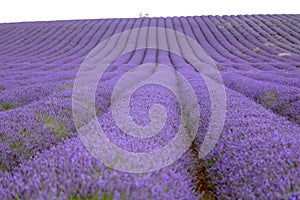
[0,14,299,199]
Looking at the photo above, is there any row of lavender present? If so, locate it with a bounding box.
[1,15,299,67]
[0,14,299,199]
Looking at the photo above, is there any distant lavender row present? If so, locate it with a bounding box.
[0,15,299,69]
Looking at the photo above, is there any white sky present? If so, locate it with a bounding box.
[0,0,299,23]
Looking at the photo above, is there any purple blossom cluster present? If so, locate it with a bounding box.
[0,14,299,199]
[198,88,300,199]
[0,137,202,200]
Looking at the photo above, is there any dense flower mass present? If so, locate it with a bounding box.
[0,14,299,199]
